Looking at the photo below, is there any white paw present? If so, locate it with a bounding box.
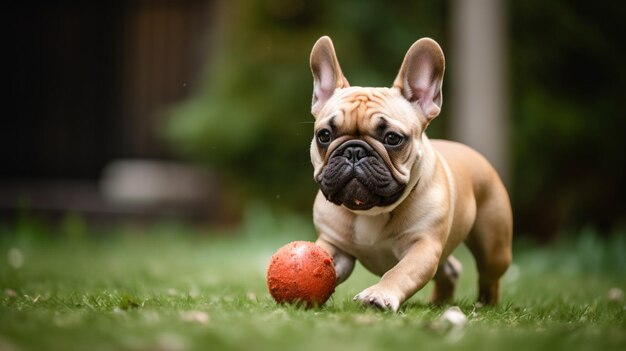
[353,284,401,312]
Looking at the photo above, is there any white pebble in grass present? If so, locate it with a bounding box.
[180,310,210,324]
[428,306,468,342]
[246,292,258,302]
[439,306,468,330]
[8,248,24,269]
[440,306,468,342]
[608,287,624,302]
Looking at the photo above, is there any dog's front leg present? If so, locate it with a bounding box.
[354,238,442,312]
[315,238,356,285]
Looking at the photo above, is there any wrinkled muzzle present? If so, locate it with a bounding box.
[317,140,405,211]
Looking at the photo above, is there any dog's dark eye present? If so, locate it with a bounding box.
[317,129,332,144]
[384,132,404,146]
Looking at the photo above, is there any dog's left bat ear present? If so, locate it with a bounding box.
[310,36,350,116]
[393,38,445,121]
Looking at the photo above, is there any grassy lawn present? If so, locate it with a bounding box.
[1,210,625,351]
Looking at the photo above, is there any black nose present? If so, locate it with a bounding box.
[342,145,368,162]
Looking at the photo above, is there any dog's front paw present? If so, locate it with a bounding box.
[354,284,401,312]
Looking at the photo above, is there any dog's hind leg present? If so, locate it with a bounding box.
[431,255,462,305]
[465,185,512,305]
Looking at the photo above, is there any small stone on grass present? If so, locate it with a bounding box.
[608,287,624,302]
[180,311,210,324]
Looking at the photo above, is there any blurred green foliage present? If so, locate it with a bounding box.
[165,0,446,212]
[166,0,625,237]
[510,0,626,236]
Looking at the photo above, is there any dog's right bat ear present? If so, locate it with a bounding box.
[310,36,350,116]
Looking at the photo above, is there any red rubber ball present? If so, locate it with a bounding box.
[267,241,336,307]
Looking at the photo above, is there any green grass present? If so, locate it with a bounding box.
[1,211,625,351]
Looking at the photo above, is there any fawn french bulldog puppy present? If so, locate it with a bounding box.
[309,36,512,311]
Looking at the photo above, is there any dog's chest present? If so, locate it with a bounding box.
[353,214,390,245]
[349,214,399,275]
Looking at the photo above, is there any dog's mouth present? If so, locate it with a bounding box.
[323,178,405,211]
[317,140,406,211]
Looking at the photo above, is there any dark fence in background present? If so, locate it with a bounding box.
[2,1,213,179]
[1,1,219,222]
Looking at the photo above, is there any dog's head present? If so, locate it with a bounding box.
[309,36,445,213]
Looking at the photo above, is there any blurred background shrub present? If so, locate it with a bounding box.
[509,0,626,237]
[165,0,447,214]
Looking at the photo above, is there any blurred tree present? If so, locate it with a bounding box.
[510,0,626,238]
